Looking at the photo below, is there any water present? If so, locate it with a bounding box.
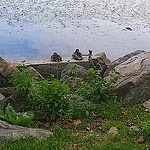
[0,0,150,61]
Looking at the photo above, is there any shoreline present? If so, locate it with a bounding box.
[12,55,105,66]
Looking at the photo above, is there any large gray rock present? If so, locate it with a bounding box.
[95,52,111,65]
[0,57,17,79]
[105,50,145,75]
[0,57,44,88]
[0,120,53,143]
[0,57,17,87]
[28,66,45,80]
[61,64,86,90]
[61,63,87,79]
[114,51,150,103]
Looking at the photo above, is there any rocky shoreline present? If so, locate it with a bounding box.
[0,50,150,143]
[1,50,150,104]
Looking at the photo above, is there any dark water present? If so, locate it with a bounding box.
[0,0,150,61]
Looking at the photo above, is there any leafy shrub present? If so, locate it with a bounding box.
[67,64,78,77]
[11,66,70,121]
[65,98,94,119]
[0,103,34,127]
[76,68,118,104]
[11,65,35,97]
[61,64,84,91]
[28,78,70,121]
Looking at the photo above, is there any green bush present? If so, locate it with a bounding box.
[0,103,34,127]
[11,65,35,97]
[11,66,70,121]
[65,99,94,119]
[28,78,70,121]
[67,64,78,77]
[76,68,117,104]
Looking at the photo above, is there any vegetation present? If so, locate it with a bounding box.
[11,65,34,97]
[76,68,118,104]
[0,102,150,150]
[0,103,34,127]
[0,65,149,149]
[29,78,69,121]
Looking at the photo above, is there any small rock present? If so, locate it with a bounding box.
[0,93,5,101]
[130,126,140,132]
[0,93,5,109]
[107,126,118,136]
[142,99,150,111]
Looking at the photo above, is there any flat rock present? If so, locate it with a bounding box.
[0,120,53,143]
[142,99,150,110]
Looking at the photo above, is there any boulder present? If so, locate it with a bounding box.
[0,57,17,87]
[114,51,150,103]
[0,57,44,87]
[61,63,87,79]
[61,64,86,90]
[105,50,145,75]
[0,120,53,143]
[28,66,45,80]
[95,52,111,65]
[142,99,150,111]
[0,57,17,79]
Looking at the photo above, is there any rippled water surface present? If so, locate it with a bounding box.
[0,0,150,61]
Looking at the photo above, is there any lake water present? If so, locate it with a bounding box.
[0,0,150,61]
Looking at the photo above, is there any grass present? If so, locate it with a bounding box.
[0,101,150,150]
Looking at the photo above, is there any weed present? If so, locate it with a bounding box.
[0,103,34,127]
[76,68,117,104]
[11,65,35,97]
[28,78,69,121]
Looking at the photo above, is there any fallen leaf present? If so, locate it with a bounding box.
[86,126,91,131]
[137,136,145,143]
[118,115,123,119]
[64,123,73,129]
[122,111,128,115]
[73,120,82,125]
[68,119,73,123]
[92,112,97,117]
[73,144,79,150]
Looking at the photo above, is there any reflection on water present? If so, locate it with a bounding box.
[0,0,150,61]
